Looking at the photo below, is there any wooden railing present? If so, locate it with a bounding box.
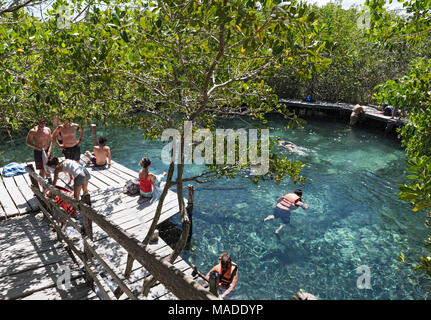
[25,165,218,300]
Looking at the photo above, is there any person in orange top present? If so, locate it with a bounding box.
[205,253,238,299]
[139,157,156,199]
[264,189,309,234]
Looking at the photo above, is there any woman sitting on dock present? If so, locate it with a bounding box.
[139,157,156,199]
[46,157,91,200]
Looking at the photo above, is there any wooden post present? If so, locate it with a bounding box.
[80,193,94,286]
[208,271,219,297]
[186,185,195,246]
[91,124,98,147]
[26,164,39,191]
[80,194,93,240]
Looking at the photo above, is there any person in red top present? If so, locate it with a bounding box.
[264,189,309,234]
[139,157,156,199]
[205,253,238,299]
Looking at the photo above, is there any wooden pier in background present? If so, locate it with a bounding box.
[0,157,215,300]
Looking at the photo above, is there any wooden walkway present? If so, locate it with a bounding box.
[279,98,406,125]
[0,169,40,220]
[0,157,205,300]
[0,214,97,300]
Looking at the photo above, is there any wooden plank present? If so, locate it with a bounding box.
[81,154,128,185]
[0,249,75,278]
[79,155,121,188]
[85,166,121,188]
[0,262,84,300]
[20,277,96,300]
[110,160,140,180]
[0,177,19,217]
[13,174,39,211]
[91,197,179,243]
[0,241,65,266]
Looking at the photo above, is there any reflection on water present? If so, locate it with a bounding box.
[1,118,429,300]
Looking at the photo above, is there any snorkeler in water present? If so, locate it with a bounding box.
[276,137,297,151]
[264,189,309,234]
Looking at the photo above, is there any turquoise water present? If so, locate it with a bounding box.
[1,118,429,299]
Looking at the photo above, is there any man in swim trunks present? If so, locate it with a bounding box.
[264,189,309,234]
[52,119,84,162]
[26,118,52,178]
[85,136,112,167]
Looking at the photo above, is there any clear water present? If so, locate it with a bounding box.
[1,118,429,300]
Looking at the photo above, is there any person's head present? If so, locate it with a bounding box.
[294,189,302,197]
[98,136,107,146]
[36,118,46,129]
[139,157,151,170]
[46,157,59,168]
[219,253,232,269]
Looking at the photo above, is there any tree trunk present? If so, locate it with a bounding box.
[142,133,191,296]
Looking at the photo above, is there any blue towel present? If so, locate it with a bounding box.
[1,162,26,177]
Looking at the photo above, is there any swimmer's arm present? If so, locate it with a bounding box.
[297,201,309,210]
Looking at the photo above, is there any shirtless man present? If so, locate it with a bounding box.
[85,136,111,167]
[26,119,52,178]
[350,103,366,126]
[51,120,84,162]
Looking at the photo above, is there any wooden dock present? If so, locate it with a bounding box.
[0,213,97,300]
[279,98,406,126]
[0,157,210,300]
[0,170,40,220]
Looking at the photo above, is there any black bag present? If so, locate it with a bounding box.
[123,178,140,195]
[384,105,394,116]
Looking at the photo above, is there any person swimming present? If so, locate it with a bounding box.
[276,137,309,156]
[276,137,296,151]
[264,189,309,234]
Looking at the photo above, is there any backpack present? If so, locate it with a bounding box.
[123,178,140,195]
[384,105,394,116]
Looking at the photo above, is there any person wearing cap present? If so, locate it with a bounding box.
[205,253,238,299]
